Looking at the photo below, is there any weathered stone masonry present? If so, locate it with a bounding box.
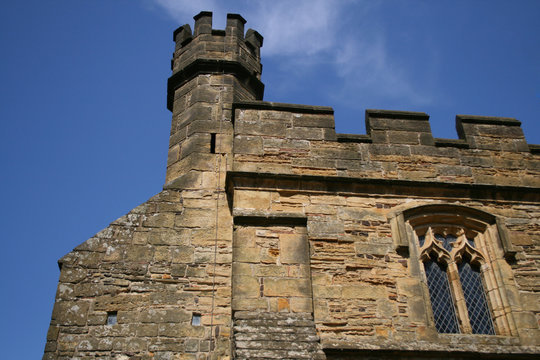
[44,11,540,360]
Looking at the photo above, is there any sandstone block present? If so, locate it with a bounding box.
[153,247,171,262]
[254,264,287,277]
[308,219,344,237]
[234,135,263,155]
[263,278,311,297]
[184,338,199,352]
[46,326,60,341]
[235,190,273,211]
[144,213,175,228]
[77,338,114,351]
[286,127,323,140]
[175,208,215,228]
[312,285,342,299]
[59,267,88,283]
[233,246,260,263]
[291,297,313,312]
[341,284,386,299]
[513,311,538,329]
[355,242,391,256]
[277,298,290,312]
[279,233,308,264]
[338,207,386,221]
[51,301,90,326]
[232,262,252,276]
[158,323,205,338]
[125,246,154,262]
[387,130,421,145]
[520,292,540,311]
[190,86,220,104]
[148,229,190,246]
[172,245,195,263]
[232,298,267,311]
[237,119,287,136]
[232,275,260,298]
[139,308,190,324]
[292,113,335,128]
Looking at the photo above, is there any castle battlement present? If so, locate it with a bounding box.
[230,101,540,189]
[363,109,533,153]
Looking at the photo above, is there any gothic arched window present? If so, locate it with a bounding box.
[389,204,518,336]
[418,229,495,334]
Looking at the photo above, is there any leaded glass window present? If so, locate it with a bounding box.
[418,229,495,335]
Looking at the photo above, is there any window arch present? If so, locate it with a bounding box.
[389,204,518,336]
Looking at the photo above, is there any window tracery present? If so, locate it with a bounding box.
[418,228,495,334]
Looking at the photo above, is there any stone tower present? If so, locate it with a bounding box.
[44,11,540,360]
[165,11,263,186]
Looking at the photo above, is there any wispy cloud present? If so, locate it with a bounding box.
[246,0,341,57]
[331,28,433,107]
[152,0,434,107]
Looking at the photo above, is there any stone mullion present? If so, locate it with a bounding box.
[446,260,472,333]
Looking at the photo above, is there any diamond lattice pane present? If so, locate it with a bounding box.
[424,260,459,333]
[458,261,495,335]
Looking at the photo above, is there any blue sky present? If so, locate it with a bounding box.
[1,0,539,357]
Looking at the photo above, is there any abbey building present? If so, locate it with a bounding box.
[44,12,540,359]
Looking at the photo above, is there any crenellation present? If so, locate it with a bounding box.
[231,101,540,189]
[226,14,246,39]
[365,109,432,137]
[173,24,192,49]
[193,11,213,37]
[171,12,263,79]
[245,28,263,56]
[456,114,530,152]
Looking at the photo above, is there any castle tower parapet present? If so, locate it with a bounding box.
[167,12,264,111]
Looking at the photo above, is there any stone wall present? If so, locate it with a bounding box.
[45,185,235,359]
[229,178,539,353]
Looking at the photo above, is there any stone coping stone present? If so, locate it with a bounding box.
[234,101,334,114]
